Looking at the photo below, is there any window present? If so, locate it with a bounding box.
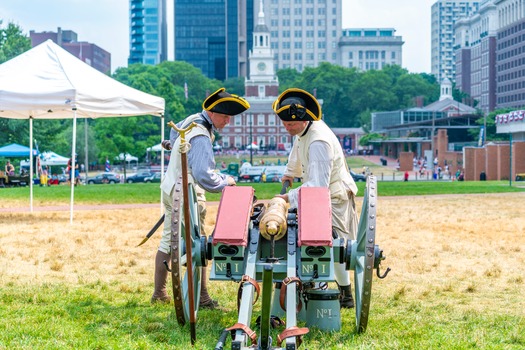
[258,114,265,126]
[269,114,276,126]
[234,115,242,126]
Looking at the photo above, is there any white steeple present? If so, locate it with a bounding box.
[439,76,453,101]
[246,0,278,97]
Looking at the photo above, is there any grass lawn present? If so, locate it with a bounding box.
[1,179,524,209]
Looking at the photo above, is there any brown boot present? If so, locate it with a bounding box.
[151,250,172,304]
[338,284,355,309]
[199,266,218,309]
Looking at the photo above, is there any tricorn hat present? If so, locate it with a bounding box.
[203,88,250,115]
[272,88,321,121]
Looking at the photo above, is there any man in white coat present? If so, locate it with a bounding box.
[273,88,358,308]
[151,88,250,308]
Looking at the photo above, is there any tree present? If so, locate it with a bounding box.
[0,21,31,64]
[0,21,32,145]
[349,69,397,114]
[277,68,301,92]
[295,63,359,127]
[468,108,511,142]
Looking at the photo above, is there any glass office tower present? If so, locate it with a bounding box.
[174,0,253,80]
[129,0,168,65]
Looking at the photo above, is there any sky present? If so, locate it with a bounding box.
[0,0,436,74]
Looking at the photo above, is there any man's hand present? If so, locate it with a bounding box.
[161,140,171,150]
[281,176,294,188]
[227,176,236,186]
[274,194,289,203]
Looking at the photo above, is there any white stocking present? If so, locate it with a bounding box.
[334,262,350,286]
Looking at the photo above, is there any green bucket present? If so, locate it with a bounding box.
[305,289,341,331]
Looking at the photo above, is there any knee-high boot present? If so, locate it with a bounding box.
[151,250,171,303]
[199,266,218,309]
[338,284,355,309]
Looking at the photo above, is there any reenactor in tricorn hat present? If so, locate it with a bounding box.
[273,88,359,308]
[152,88,250,308]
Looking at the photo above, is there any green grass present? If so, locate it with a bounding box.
[1,280,523,349]
[2,180,524,206]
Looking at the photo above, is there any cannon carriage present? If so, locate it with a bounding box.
[168,174,389,349]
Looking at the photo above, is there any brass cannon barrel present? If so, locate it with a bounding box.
[258,197,288,241]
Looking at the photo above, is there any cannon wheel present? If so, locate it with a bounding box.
[171,177,202,326]
[353,175,377,333]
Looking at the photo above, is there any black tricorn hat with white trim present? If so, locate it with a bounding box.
[272,88,321,121]
[203,88,250,115]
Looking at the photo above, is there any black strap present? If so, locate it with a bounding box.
[173,114,213,142]
[300,121,313,137]
[195,113,213,133]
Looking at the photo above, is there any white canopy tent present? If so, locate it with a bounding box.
[40,151,70,167]
[147,143,164,152]
[116,153,139,169]
[0,40,165,222]
[20,151,69,168]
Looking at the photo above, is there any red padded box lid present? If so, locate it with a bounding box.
[212,186,254,246]
[298,187,332,247]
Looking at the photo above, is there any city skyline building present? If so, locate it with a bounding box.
[431,0,480,83]
[494,0,525,110]
[174,0,254,80]
[257,0,342,72]
[338,28,403,71]
[454,0,498,114]
[29,27,111,74]
[128,0,168,65]
[454,0,525,113]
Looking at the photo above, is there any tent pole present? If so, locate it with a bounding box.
[160,115,165,214]
[30,117,34,213]
[85,118,89,181]
[70,110,78,224]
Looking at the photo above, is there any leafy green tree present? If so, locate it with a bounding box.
[0,21,31,64]
[359,132,384,146]
[349,69,397,114]
[0,21,32,145]
[294,63,359,127]
[393,73,437,108]
[468,108,512,142]
[277,68,301,92]
[223,77,246,96]
[357,109,372,132]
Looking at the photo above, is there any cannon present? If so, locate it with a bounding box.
[168,175,389,349]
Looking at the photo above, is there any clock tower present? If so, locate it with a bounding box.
[246,0,278,98]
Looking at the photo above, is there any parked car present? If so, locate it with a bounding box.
[144,172,162,183]
[87,172,121,184]
[125,171,153,183]
[350,170,367,182]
